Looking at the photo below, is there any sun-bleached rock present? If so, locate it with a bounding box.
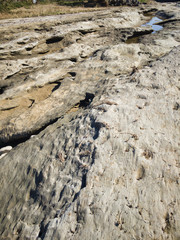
[0,2,180,239]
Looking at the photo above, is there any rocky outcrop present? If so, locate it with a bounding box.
[0,2,180,240]
[0,7,146,147]
[0,5,180,147]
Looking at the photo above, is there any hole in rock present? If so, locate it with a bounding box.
[46,36,64,44]
[69,57,77,62]
[30,189,40,202]
[26,47,34,51]
[0,86,6,94]
[79,92,95,108]
[68,72,76,77]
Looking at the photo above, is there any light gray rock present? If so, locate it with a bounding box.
[0,6,148,146]
[0,2,180,240]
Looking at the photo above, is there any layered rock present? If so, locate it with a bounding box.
[0,2,180,240]
[0,7,146,146]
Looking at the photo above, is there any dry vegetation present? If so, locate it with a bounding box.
[0,3,105,20]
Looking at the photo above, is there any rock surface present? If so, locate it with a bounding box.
[0,2,180,240]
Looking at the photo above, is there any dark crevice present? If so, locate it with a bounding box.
[26,47,34,51]
[68,72,76,77]
[72,173,87,202]
[46,36,64,44]
[5,74,17,79]
[91,146,96,165]
[27,165,31,175]
[58,186,66,202]
[91,121,107,140]
[81,174,87,189]
[35,27,53,32]
[28,99,35,108]
[92,122,101,140]
[35,170,44,187]
[0,86,7,94]
[52,82,61,92]
[69,57,77,62]
[158,18,180,25]
[0,116,60,149]
[79,92,95,108]
[93,49,104,57]
[126,30,153,44]
[78,29,97,35]
[30,189,40,202]
[1,106,17,111]
[72,192,80,202]
[38,221,49,239]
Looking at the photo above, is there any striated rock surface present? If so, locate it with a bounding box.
[0,2,180,240]
[0,7,147,146]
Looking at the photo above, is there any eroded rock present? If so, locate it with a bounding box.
[0,2,180,240]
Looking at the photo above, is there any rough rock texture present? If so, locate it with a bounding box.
[0,7,147,146]
[0,2,180,240]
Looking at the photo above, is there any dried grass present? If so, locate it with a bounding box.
[0,3,105,20]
